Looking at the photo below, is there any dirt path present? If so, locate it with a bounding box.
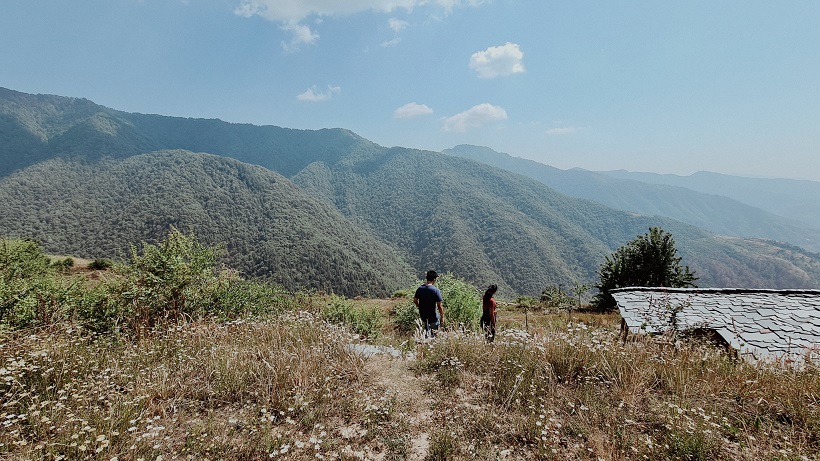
[364,353,434,460]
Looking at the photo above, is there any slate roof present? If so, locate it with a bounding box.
[611,287,820,364]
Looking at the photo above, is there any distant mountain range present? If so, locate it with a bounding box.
[595,169,820,231]
[444,145,820,253]
[2,87,820,296]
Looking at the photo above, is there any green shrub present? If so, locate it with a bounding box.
[205,275,291,319]
[50,257,74,272]
[87,258,113,270]
[101,228,224,332]
[436,273,481,331]
[392,288,414,298]
[393,274,481,333]
[393,300,419,335]
[75,281,124,333]
[0,238,51,280]
[539,286,572,308]
[321,294,385,339]
[0,238,70,328]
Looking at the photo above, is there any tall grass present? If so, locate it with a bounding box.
[414,320,820,460]
[0,312,390,460]
[2,306,819,460]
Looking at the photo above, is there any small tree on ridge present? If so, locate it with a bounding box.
[592,227,697,310]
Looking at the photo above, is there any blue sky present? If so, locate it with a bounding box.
[2,1,819,180]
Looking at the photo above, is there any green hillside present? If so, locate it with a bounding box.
[0,150,414,297]
[444,144,820,253]
[293,147,820,294]
[3,87,820,296]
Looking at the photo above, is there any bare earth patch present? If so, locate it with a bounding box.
[365,353,434,460]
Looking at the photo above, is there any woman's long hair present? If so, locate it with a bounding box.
[483,284,498,306]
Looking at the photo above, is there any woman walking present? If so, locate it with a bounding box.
[481,284,498,342]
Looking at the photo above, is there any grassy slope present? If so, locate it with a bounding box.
[1,296,817,460]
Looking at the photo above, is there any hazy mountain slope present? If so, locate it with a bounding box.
[444,145,820,252]
[0,87,384,178]
[598,169,820,230]
[678,237,820,289]
[294,148,820,294]
[0,88,160,178]
[0,150,414,297]
[123,112,387,177]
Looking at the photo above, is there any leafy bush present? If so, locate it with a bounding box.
[539,285,572,308]
[50,257,74,272]
[393,300,419,335]
[321,294,384,338]
[392,288,414,298]
[0,238,50,280]
[0,231,301,333]
[394,274,481,333]
[87,258,113,270]
[516,295,538,308]
[112,228,223,329]
[0,238,72,328]
[436,273,481,331]
[205,275,292,319]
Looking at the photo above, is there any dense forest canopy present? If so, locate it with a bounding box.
[0,151,413,297]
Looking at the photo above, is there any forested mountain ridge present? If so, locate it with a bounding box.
[0,150,414,296]
[3,87,820,296]
[444,145,820,253]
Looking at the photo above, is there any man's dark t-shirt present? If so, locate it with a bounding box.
[414,284,443,321]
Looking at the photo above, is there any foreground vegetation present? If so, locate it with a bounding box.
[2,234,819,460]
[3,308,819,460]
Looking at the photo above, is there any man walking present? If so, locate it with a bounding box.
[414,270,444,336]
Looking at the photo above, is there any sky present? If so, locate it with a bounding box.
[2,0,819,181]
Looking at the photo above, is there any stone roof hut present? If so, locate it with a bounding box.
[611,287,820,364]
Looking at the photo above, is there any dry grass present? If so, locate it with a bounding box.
[2,301,819,460]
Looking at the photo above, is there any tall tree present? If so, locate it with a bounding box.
[593,227,697,310]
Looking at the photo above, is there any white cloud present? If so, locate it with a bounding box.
[280,21,320,52]
[442,103,507,132]
[297,85,341,102]
[388,17,409,32]
[394,102,433,118]
[234,1,487,22]
[235,1,489,49]
[469,42,525,79]
[546,127,580,136]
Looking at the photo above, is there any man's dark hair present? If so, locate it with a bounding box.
[425,270,438,281]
